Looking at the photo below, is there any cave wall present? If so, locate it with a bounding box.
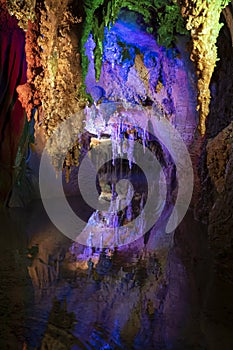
[201,18,233,282]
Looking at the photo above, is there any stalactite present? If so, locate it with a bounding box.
[81,0,187,88]
[5,0,85,179]
[38,0,83,137]
[180,0,230,135]
[40,0,83,177]
[73,145,79,166]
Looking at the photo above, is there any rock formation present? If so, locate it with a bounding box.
[0,1,233,349]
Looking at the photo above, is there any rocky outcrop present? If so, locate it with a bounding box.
[197,19,233,283]
[207,122,233,282]
[207,122,233,194]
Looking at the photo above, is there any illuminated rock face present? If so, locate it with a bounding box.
[7,0,84,132]
[5,0,86,181]
[37,1,83,136]
[180,0,230,135]
[7,1,231,141]
[195,23,233,286]
[85,10,198,147]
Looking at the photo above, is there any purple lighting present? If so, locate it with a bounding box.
[84,9,196,129]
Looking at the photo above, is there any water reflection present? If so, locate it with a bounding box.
[2,196,223,350]
[0,198,167,349]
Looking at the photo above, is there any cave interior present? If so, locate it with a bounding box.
[0,0,233,349]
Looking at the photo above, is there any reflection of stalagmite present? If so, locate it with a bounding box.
[28,237,67,289]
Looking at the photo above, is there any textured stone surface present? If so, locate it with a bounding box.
[207,123,233,282]
[207,122,233,194]
[180,0,230,135]
[197,21,233,286]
